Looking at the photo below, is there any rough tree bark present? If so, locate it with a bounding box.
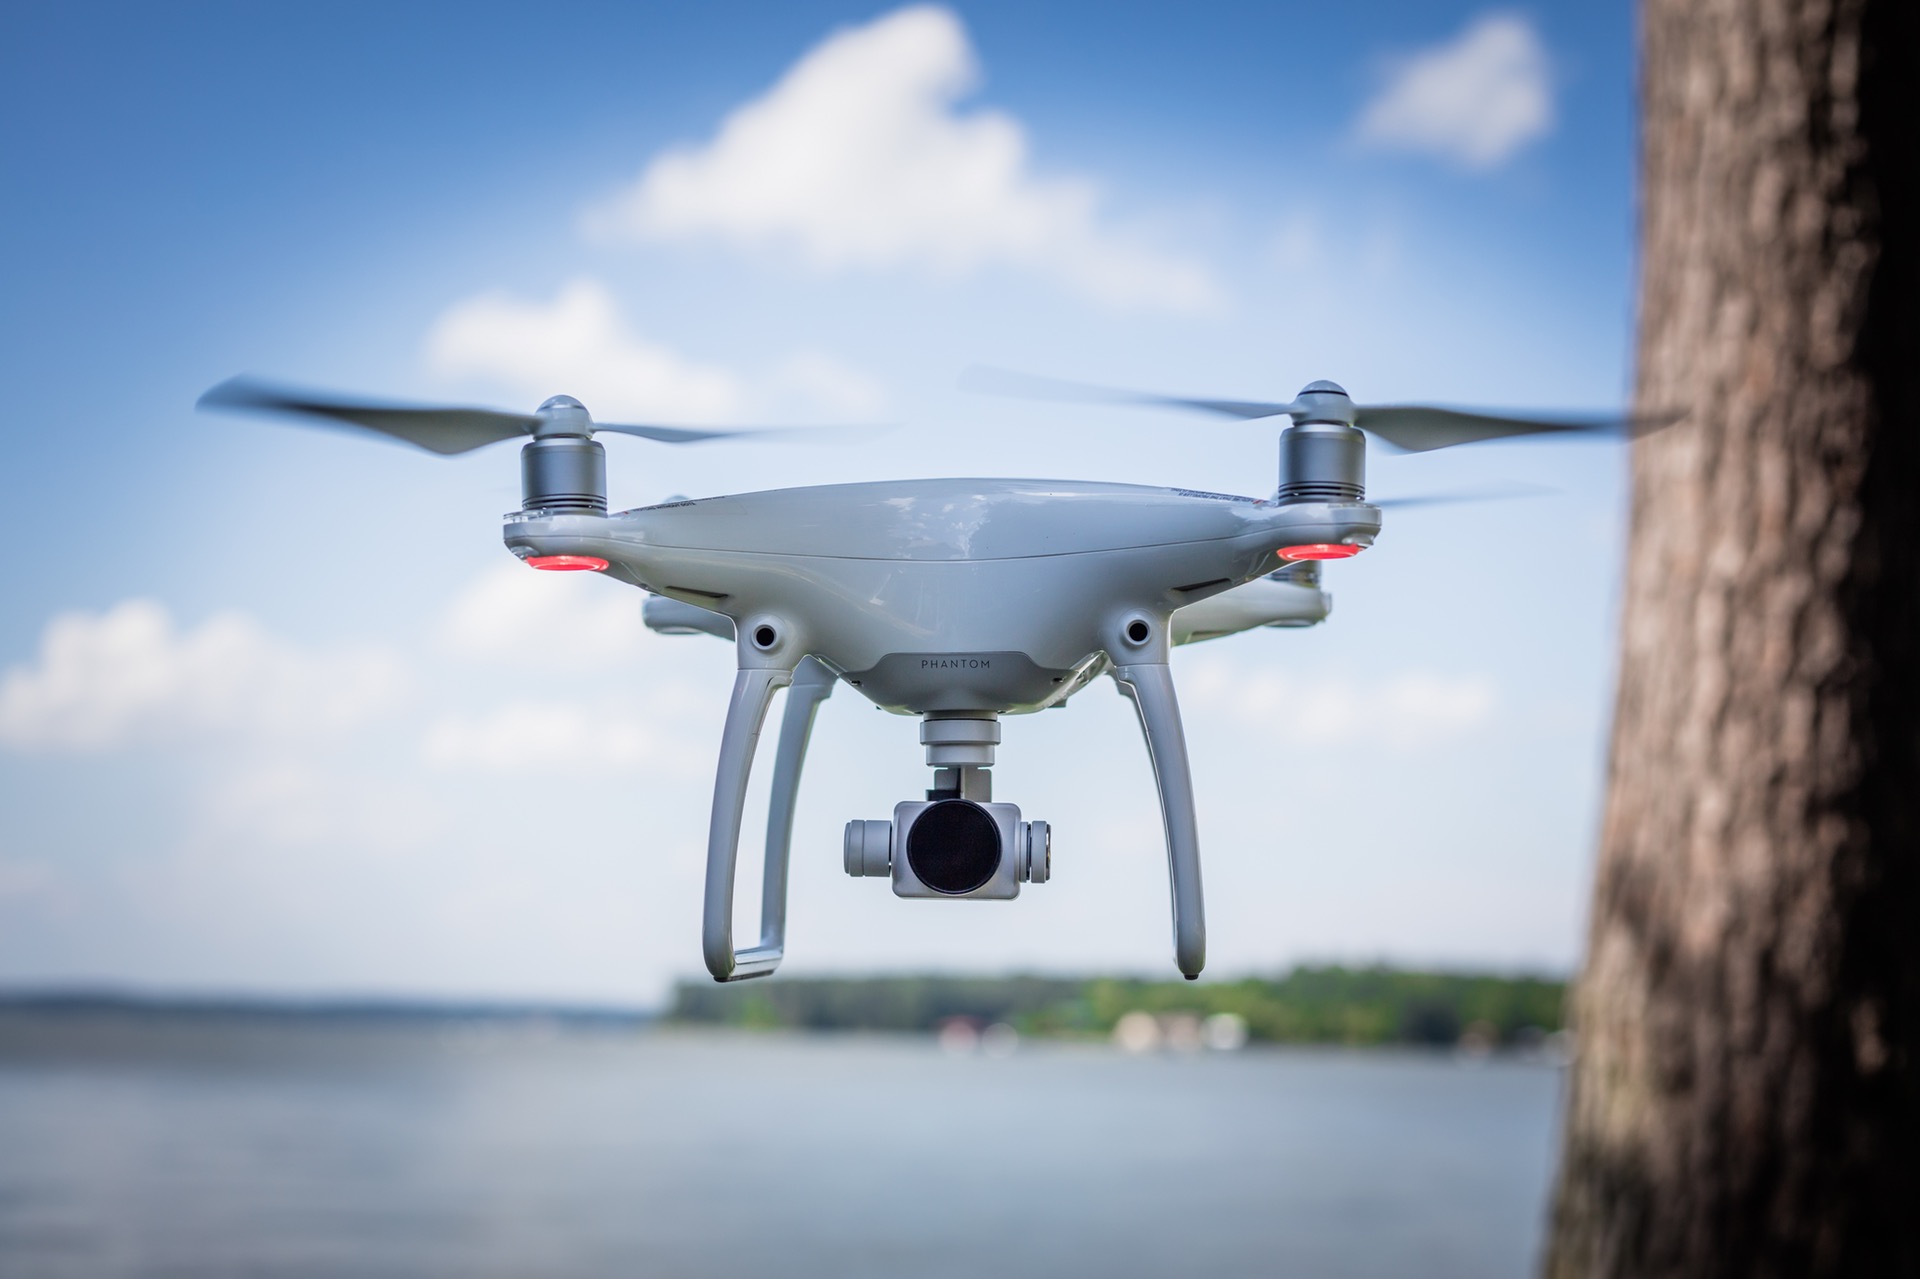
[1545,1,1919,1275]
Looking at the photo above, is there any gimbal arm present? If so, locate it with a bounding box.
[1111,663,1207,978]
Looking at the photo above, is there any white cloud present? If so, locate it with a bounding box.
[1268,211,1327,274]
[0,859,53,904]
[1182,657,1495,749]
[422,700,699,776]
[0,600,405,752]
[429,565,724,776]
[1264,208,1402,282]
[439,563,650,664]
[586,5,1219,313]
[1355,13,1553,170]
[771,351,889,416]
[195,761,446,854]
[425,278,748,423]
[424,279,890,422]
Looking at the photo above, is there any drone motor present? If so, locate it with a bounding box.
[1277,381,1366,504]
[520,396,608,514]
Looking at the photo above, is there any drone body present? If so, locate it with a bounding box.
[507,479,1378,981]
[201,372,1658,984]
[506,478,1374,714]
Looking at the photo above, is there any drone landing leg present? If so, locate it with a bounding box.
[702,661,824,983]
[1112,663,1206,979]
[756,656,836,972]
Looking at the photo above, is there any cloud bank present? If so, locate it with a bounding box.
[425,278,747,423]
[424,279,889,421]
[0,601,404,752]
[1355,13,1553,170]
[1183,657,1496,750]
[422,701,697,776]
[439,561,651,665]
[587,5,1218,312]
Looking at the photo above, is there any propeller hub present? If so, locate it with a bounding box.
[1291,381,1357,427]
[534,394,593,439]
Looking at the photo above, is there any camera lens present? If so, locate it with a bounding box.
[906,800,1001,895]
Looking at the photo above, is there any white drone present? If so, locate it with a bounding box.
[202,369,1655,982]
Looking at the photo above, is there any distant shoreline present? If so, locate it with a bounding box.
[668,965,1569,1050]
[0,963,1572,1053]
[0,989,654,1027]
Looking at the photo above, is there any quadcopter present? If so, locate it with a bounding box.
[201,370,1655,982]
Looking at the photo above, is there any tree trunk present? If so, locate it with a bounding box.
[1545,1,1919,1275]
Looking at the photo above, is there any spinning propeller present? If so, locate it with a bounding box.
[199,376,880,516]
[199,377,855,454]
[959,366,1679,454]
[961,365,1676,517]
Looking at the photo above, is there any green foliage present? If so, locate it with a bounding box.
[667,966,1565,1046]
[669,975,1089,1034]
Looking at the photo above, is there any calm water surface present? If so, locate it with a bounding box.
[0,1015,1562,1278]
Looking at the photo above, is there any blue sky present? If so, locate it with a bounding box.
[0,2,1641,1003]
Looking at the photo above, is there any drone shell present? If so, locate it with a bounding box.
[506,476,1379,714]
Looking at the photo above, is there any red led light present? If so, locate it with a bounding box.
[1277,543,1363,561]
[526,555,609,572]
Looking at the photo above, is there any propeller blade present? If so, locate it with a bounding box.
[960,365,1685,454]
[198,377,538,456]
[1370,483,1557,509]
[1354,405,1684,454]
[593,421,892,445]
[202,378,893,454]
[959,365,1296,421]
[594,421,776,445]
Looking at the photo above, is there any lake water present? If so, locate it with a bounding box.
[0,1015,1563,1278]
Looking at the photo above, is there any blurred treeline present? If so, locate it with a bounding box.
[669,966,1566,1046]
